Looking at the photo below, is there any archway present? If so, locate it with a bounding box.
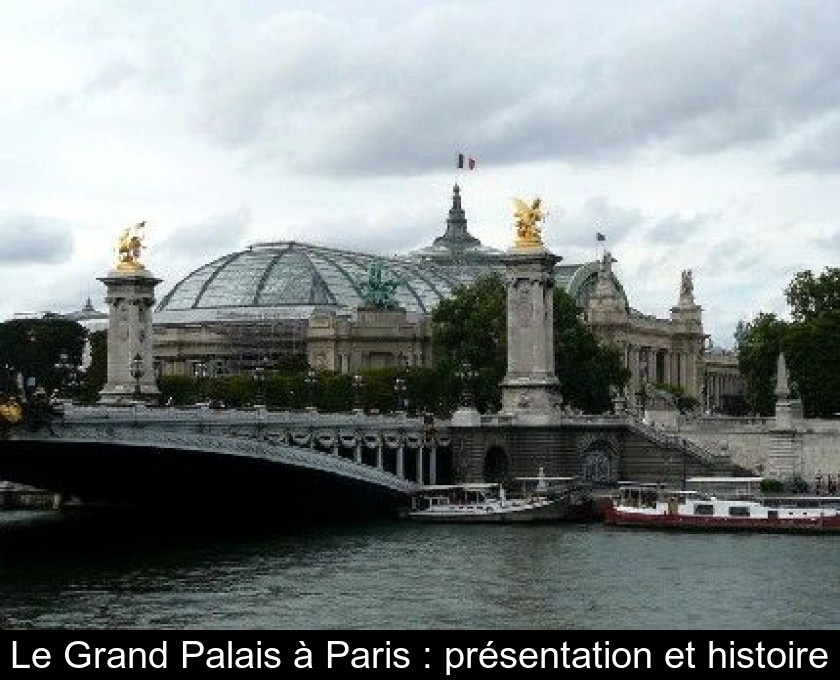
[483,446,509,483]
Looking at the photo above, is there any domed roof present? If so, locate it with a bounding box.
[155,241,478,324]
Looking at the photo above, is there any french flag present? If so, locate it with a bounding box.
[457,153,476,170]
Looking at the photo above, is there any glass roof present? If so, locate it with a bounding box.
[155,241,477,323]
[155,240,605,325]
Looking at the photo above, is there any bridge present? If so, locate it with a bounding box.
[2,401,757,520]
[2,404,442,518]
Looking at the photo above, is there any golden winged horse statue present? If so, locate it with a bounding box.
[116,221,146,270]
[512,197,546,250]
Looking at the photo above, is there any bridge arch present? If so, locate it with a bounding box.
[482,445,509,483]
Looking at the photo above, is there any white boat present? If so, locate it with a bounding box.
[407,470,592,524]
[604,476,840,533]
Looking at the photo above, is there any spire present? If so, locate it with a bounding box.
[774,352,790,399]
[433,184,480,250]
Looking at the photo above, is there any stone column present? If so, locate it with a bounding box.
[98,267,162,403]
[415,446,424,485]
[396,443,405,479]
[500,248,561,414]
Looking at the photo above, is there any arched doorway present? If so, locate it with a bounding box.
[483,446,509,483]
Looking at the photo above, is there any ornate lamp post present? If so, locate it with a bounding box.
[130,353,144,400]
[352,374,364,411]
[252,365,266,407]
[456,361,477,408]
[305,368,317,409]
[54,351,74,400]
[195,361,209,403]
[393,376,407,412]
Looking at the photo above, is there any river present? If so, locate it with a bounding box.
[1,509,837,630]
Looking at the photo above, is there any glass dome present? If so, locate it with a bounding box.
[155,241,480,324]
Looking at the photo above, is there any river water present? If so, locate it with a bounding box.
[1,509,837,630]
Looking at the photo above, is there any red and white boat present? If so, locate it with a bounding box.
[604,477,840,533]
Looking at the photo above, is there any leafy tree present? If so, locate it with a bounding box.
[737,267,840,418]
[0,317,86,397]
[432,274,508,411]
[432,273,629,413]
[784,310,840,417]
[553,287,629,413]
[734,313,787,416]
[785,267,840,321]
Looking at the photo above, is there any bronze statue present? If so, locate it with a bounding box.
[116,221,146,270]
[358,262,401,309]
[512,197,545,249]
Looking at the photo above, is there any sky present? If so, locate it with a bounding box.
[2,0,839,349]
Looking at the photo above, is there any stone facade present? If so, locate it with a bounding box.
[306,307,432,372]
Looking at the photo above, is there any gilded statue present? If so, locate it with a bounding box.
[512,197,545,250]
[116,221,146,271]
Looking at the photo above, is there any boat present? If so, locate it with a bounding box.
[406,469,592,524]
[604,476,840,533]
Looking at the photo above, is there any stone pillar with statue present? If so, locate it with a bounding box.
[98,222,162,403]
[499,197,562,416]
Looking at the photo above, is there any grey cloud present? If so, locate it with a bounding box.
[779,115,840,173]
[158,206,252,259]
[553,197,645,250]
[645,213,714,244]
[0,216,74,264]
[185,1,840,175]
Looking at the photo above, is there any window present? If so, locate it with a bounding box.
[694,504,714,516]
[729,506,750,517]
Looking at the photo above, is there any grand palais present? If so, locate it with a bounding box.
[73,184,733,412]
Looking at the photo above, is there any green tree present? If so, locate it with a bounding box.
[553,287,629,413]
[0,317,86,397]
[432,274,507,411]
[432,273,629,413]
[785,267,840,321]
[737,267,840,418]
[735,313,787,416]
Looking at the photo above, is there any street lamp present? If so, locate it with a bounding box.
[352,374,364,411]
[195,361,209,403]
[54,351,74,400]
[252,365,266,407]
[305,368,317,408]
[456,361,477,408]
[394,376,407,412]
[130,353,144,400]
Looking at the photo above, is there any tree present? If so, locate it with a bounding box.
[553,287,629,413]
[783,310,840,418]
[0,317,86,397]
[734,313,787,416]
[432,273,629,413]
[785,267,840,322]
[737,267,840,418]
[431,274,507,412]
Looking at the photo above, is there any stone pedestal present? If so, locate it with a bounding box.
[98,268,162,403]
[500,248,561,413]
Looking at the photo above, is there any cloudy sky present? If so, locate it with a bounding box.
[2,0,839,348]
